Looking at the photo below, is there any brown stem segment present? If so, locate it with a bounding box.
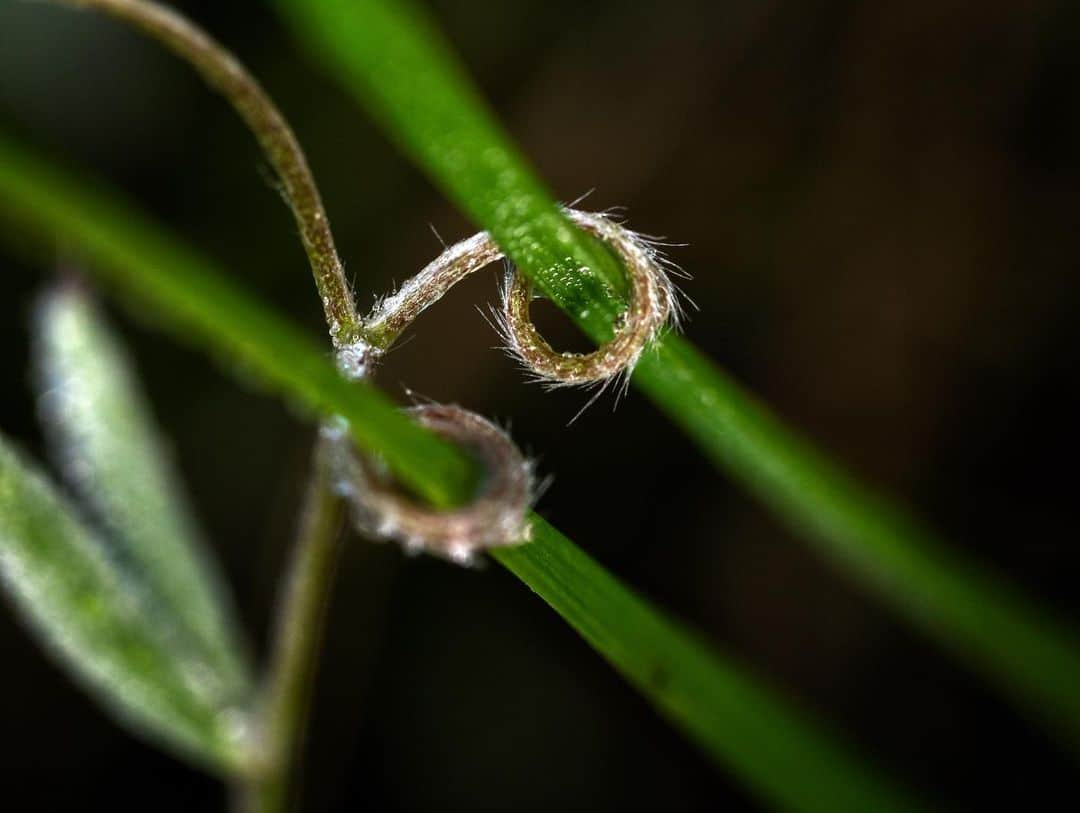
[56,0,364,346]
[238,437,346,813]
[500,210,675,386]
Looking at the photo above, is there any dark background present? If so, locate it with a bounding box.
[1,1,1079,810]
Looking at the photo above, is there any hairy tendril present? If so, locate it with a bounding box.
[323,406,536,567]
[53,0,683,563]
[329,203,680,559]
[351,208,680,392]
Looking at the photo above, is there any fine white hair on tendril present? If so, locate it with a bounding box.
[322,405,537,567]
[494,209,686,393]
[353,208,688,397]
[327,207,688,563]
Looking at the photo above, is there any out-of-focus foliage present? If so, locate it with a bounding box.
[35,284,252,699]
[0,436,247,770]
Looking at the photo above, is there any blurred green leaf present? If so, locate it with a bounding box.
[276,0,1080,753]
[0,133,930,811]
[34,284,252,699]
[0,436,248,772]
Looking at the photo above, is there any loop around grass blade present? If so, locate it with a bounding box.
[0,132,929,811]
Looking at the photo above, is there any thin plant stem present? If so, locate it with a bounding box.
[239,438,347,813]
[53,0,365,346]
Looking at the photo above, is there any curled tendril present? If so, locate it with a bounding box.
[56,0,686,565]
[497,209,679,388]
[326,208,681,560]
[349,209,680,390]
[323,405,534,566]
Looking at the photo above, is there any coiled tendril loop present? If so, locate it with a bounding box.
[329,208,681,562]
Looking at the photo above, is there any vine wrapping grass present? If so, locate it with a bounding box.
[12,4,682,808]
[360,208,677,388]
[277,0,1080,754]
[327,405,536,565]
[46,1,666,568]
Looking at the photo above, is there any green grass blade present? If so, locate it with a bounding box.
[0,134,929,811]
[0,435,246,772]
[35,284,253,697]
[640,325,1080,750]
[497,519,928,813]
[275,0,1080,751]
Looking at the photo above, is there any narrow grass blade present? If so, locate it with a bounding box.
[0,135,930,811]
[35,284,252,698]
[275,0,1080,752]
[0,436,247,772]
[641,338,1080,749]
[497,519,927,813]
